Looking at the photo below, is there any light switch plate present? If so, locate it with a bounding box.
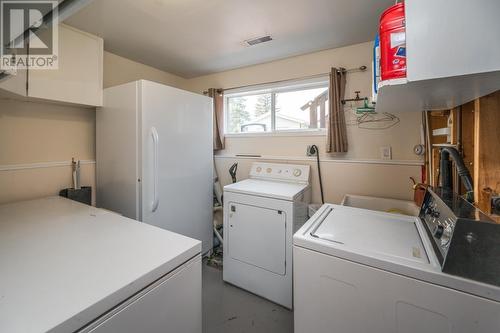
[380,146,392,160]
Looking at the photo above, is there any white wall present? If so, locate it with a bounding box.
[184,42,424,203]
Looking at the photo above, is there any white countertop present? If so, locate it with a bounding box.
[0,197,201,333]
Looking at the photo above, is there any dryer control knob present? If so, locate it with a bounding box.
[293,169,302,177]
[256,167,262,173]
[434,225,445,239]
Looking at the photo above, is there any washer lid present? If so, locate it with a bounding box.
[309,205,428,264]
[224,179,309,201]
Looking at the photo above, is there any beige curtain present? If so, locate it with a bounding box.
[326,67,348,153]
[207,88,225,151]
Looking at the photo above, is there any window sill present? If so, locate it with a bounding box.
[225,129,326,138]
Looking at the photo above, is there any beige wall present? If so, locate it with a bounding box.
[0,99,96,204]
[0,51,188,205]
[103,51,188,89]
[184,42,424,202]
[1,42,423,206]
[185,42,372,94]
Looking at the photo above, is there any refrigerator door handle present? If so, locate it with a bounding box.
[151,127,160,213]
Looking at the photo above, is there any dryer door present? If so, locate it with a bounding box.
[227,202,286,275]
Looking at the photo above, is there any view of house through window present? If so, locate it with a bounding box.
[225,79,329,134]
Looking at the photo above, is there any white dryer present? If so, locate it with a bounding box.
[223,162,311,309]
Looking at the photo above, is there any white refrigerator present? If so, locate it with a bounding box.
[97,80,213,254]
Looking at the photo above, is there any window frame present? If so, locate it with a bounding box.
[224,76,329,137]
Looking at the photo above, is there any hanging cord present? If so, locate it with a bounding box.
[310,145,324,204]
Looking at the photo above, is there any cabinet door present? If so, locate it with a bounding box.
[140,81,214,254]
[227,202,286,275]
[85,258,201,333]
[28,24,103,106]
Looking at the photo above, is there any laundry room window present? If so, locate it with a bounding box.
[224,77,329,135]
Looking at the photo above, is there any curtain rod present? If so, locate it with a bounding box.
[204,65,367,95]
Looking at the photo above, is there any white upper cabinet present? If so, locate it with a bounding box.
[376,0,500,113]
[406,0,500,82]
[0,24,103,107]
[28,24,103,107]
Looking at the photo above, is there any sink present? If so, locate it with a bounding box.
[341,194,420,216]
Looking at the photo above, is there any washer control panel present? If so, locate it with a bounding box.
[420,190,457,262]
[250,162,310,183]
[419,188,499,286]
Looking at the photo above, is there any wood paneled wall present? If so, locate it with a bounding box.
[474,91,500,221]
[427,90,500,222]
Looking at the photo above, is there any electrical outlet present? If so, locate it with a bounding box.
[306,145,318,156]
[380,146,392,160]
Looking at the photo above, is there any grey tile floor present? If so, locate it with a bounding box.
[202,262,293,333]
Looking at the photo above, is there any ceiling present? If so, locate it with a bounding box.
[65,0,393,78]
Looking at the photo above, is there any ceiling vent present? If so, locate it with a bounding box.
[245,35,273,46]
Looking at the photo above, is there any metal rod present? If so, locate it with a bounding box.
[456,106,462,152]
[203,65,367,95]
[425,112,433,185]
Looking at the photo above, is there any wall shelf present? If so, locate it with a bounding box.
[375,71,500,113]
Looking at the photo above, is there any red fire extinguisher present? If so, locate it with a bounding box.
[379,2,406,81]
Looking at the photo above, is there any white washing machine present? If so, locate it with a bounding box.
[223,162,311,309]
[293,189,500,333]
